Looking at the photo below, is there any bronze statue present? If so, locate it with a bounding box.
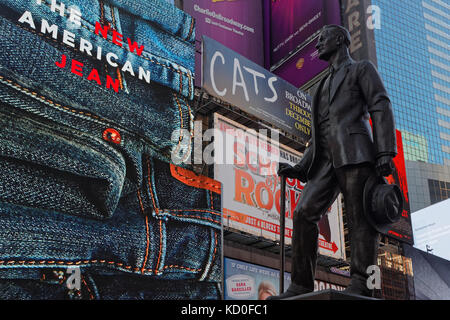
[269,25,401,298]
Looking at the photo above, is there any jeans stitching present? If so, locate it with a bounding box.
[185,18,194,42]
[199,229,219,281]
[0,76,183,159]
[210,190,214,210]
[109,4,125,92]
[137,189,150,274]
[164,208,221,217]
[0,106,125,173]
[184,71,192,99]
[146,158,222,222]
[0,75,108,123]
[81,275,95,300]
[99,0,106,25]
[172,93,192,162]
[163,211,220,225]
[110,4,117,28]
[172,93,184,159]
[179,94,194,139]
[146,156,159,215]
[208,230,219,279]
[0,260,201,273]
[155,219,163,275]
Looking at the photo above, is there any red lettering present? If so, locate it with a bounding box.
[289,189,300,219]
[127,38,144,56]
[87,68,101,85]
[95,21,109,39]
[106,75,119,93]
[286,178,296,187]
[71,59,83,77]
[234,169,255,207]
[275,189,281,214]
[255,182,273,210]
[234,142,246,168]
[112,30,123,47]
[258,155,272,176]
[247,151,258,174]
[55,54,66,68]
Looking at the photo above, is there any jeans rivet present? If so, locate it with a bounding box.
[103,128,121,144]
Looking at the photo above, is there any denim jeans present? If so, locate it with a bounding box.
[0,0,222,299]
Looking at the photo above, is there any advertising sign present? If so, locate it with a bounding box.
[0,0,220,300]
[183,0,264,85]
[412,198,450,261]
[214,114,346,260]
[268,0,341,68]
[385,130,414,244]
[224,257,345,300]
[203,36,312,144]
[342,0,379,65]
[272,38,329,89]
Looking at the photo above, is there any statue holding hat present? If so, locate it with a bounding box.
[268,25,403,299]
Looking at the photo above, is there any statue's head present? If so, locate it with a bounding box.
[315,25,351,61]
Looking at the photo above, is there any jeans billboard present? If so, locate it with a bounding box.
[0,0,222,299]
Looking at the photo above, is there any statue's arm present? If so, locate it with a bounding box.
[359,60,397,158]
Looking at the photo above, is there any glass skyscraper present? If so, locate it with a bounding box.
[371,0,450,211]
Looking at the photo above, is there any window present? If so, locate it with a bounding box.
[428,178,450,204]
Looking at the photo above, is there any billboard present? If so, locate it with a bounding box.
[411,198,450,261]
[341,0,378,65]
[0,0,220,300]
[183,0,264,86]
[202,36,312,144]
[224,257,345,300]
[385,130,414,244]
[214,114,346,260]
[272,38,329,89]
[267,0,341,69]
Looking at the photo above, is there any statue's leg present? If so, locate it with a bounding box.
[289,157,340,293]
[335,163,380,296]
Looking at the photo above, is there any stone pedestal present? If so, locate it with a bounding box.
[283,289,379,300]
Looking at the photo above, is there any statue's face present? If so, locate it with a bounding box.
[315,29,339,61]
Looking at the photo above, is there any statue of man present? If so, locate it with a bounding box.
[270,25,397,298]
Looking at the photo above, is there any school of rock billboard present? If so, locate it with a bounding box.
[214,114,346,260]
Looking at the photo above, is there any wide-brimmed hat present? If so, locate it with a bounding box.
[363,175,404,234]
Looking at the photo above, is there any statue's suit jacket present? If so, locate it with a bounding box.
[295,58,397,180]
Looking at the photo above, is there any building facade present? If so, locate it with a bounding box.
[371,0,450,211]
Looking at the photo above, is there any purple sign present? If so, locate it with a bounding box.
[183,0,264,86]
[273,38,329,88]
[269,0,341,68]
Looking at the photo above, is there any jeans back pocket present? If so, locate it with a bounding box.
[0,107,126,219]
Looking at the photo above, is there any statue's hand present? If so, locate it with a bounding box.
[277,163,297,178]
[375,155,394,177]
[278,163,307,182]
